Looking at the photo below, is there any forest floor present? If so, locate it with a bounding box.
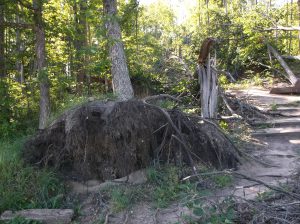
[68,85,300,224]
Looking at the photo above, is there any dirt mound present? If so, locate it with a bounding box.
[23,100,240,181]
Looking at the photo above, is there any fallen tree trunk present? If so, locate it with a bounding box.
[264,26,300,31]
[23,100,240,181]
[267,44,299,86]
[282,55,300,60]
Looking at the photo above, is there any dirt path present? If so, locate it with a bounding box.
[227,87,300,199]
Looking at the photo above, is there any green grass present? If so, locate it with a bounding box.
[212,174,233,188]
[102,184,145,213]
[0,136,65,214]
[270,103,278,111]
[147,166,193,208]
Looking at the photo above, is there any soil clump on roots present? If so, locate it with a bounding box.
[23,99,240,181]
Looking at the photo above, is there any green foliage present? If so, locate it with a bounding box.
[147,166,192,208]
[110,188,133,212]
[270,103,278,111]
[0,79,38,139]
[212,174,233,188]
[105,185,144,213]
[0,137,65,214]
[219,120,229,131]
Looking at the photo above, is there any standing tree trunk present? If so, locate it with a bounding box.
[0,4,5,78]
[16,4,24,84]
[298,0,300,53]
[33,0,50,130]
[103,0,134,101]
[73,0,88,95]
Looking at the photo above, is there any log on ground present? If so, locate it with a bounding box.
[0,209,74,224]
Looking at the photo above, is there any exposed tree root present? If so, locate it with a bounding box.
[23,99,240,181]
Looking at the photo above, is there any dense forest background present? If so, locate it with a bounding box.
[0,0,299,138]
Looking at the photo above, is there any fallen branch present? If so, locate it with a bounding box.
[183,170,300,200]
[211,66,236,82]
[233,172,300,200]
[282,55,300,60]
[264,26,300,31]
[104,211,111,224]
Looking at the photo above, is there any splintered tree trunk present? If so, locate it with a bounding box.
[103,0,134,101]
[0,4,5,78]
[33,0,50,130]
[198,55,218,119]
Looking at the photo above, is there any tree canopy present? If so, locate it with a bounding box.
[0,0,299,137]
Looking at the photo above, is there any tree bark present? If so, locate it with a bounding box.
[103,0,134,101]
[33,0,50,130]
[198,56,218,119]
[0,4,5,78]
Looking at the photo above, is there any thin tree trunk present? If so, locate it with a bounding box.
[0,4,5,78]
[33,0,50,130]
[298,0,300,53]
[289,0,293,54]
[206,0,209,26]
[103,0,134,100]
[16,4,24,84]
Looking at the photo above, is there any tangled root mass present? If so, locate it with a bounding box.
[23,100,239,181]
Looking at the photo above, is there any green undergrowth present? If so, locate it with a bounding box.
[0,136,65,214]
[219,71,274,91]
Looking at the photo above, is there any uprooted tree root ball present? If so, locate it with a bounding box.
[23,99,241,181]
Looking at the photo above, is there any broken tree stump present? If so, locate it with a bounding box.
[198,38,218,118]
[0,209,74,224]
